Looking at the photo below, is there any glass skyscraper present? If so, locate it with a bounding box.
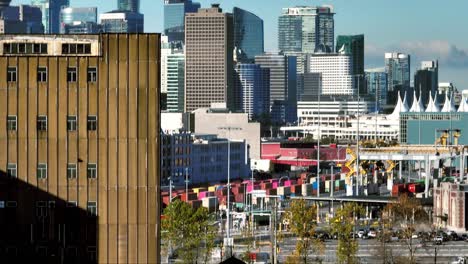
[385,52,411,105]
[100,10,144,33]
[365,69,388,111]
[31,0,69,33]
[118,0,139,13]
[234,63,270,119]
[414,61,438,106]
[167,53,185,112]
[336,35,365,93]
[278,6,334,53]
[60,7,97,33]
[233,7,264,63]
[255,53,297,123]
[164,0,200,44]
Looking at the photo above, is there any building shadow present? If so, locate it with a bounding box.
[0,170,97,263]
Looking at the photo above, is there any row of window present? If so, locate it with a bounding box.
[7,115,97,132]
[6,66,97,83]
[7,163,97,180]
[3,43,92,55]
[0,246,97,259]
[0,199,97,217]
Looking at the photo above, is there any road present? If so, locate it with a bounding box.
[230,239,468,264]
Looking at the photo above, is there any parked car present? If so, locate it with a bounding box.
[434,236,444,245]
[368,230,377,238]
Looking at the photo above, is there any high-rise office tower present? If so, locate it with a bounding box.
[0,34,160,263]
[233,7,264,63]
[307,53,355,96]
[278,6,334,102]
[100,10,144,33]
[255,53,297,123]
[164,0,200,44]
[365,68,388,111]
[336,35,365,93]
[385,52,411,105]
[0,3,44,33]
[234,63,270,119]
[278,6,334,54]
[60,7,98,33]
[118,0,139,13]
[185,4,234,112]
[166,53,185,112]
[31,0,69,33]
[414,61,438,106]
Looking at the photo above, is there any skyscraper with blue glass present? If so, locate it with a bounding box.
[234,64,270,119]
[31,0,69,33]
[278,6,335,54]
[118,0,139,13]
[233,7,264,63]
[60,7,98,33]
[365,69,388,111]
[164,0,200,44]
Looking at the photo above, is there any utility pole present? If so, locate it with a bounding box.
[185,168,189,202]
[317,73,321,198]
[218,126,242,259]
[356,75,361,196]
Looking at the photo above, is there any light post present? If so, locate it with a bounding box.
[279,175,289,187]
[329,161,336,216]
[218,126,241,259]
[317,73,322,198]
[355,74,362,196]
[185,168,189,202]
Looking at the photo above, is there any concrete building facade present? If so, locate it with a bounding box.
[185,4,234,112]
[434,183,468,232]
[193,108,261,160]
[0,34,160,263]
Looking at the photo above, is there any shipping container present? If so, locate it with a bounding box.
[302,184,312,196]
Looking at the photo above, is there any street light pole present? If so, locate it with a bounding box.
[218,126,241,259]
[317,74,321,198]
[356,75,361,196]
[185,168,189,202]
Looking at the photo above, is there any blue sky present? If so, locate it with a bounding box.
[14,0,468,88]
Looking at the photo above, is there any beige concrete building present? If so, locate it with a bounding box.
[185,4,234,112]
[0,34,160,263]
[193,108,261,160]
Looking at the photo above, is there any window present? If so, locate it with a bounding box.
[7,115,17,131]
[67,201,77,207]
[67,115,77,131]
[87,201,97,217]
[37,67,47,82]
[7,66,17,82]
[37,116,47,131]
[87,163,97,179]
[87,116,97,131]
[37,163,47,179]
[67,67,77,82]
[7,163,16,178]
[6,201,17,207]
[67,163,77,179]
[36,201,48,217]
[87,67,97,82]
[62,43,91,55]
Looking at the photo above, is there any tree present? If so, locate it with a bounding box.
[386,194,428,264]
[377,205,395,264]
[330,202,365,264]
[283,199,323,264]
[162,200,217,263]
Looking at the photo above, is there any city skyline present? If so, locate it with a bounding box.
[12,0,468,88]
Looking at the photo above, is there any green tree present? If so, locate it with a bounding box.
[162,200,217,263]
[283,199,323,264]
[377,205,395,264]
[330,202,364,264]
[386,194,428,264]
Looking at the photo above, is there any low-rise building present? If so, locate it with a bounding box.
[433,182,468,232]
[161,132,250,186]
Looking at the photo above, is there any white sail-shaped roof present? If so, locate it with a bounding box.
[457,98,468,112]
[441,93,457,112]
[402,91,409,111]
[425,93,440,112]
[409,90,425,112]
[389,91,409,119]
